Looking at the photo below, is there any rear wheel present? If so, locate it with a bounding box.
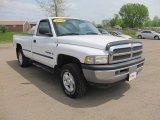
[138,35,142,39]
[154,36,159,40]
[60,63,87,98]
[17,49,31,67]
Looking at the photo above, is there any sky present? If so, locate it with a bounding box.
[0,0,160,23]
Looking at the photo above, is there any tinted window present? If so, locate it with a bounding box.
[110,32,118,36]
[142,31,151,33]
[147,31,152,33]
[37,20,52,36]
[142,31,147,33]
[115,31,122,35]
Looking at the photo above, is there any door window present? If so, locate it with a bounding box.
[37,20,52,36]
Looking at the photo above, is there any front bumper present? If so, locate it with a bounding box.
[82,57,145,84]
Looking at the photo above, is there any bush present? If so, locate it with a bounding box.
[96,24,103,28]
[0,25,8,33]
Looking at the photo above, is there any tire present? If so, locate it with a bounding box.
[17,49,31,67]
[60,63,87,98]
[154,36,159,40]
[138,35,142,39]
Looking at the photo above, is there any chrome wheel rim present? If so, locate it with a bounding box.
[18,52,23,65]
[63,71,75,93]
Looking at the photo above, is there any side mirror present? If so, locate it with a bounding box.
[39,27,53,37]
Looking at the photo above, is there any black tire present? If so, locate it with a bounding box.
[138,35,142,39]
[60,63,87,98]
[154,36,159,40]
[17,49,31,67]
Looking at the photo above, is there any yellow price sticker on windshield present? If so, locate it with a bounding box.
[53,19,66,23]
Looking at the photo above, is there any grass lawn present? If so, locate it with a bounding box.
[0,32,26,43]
[122,29,137,38]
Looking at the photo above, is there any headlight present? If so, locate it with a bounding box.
[84,55,108,64]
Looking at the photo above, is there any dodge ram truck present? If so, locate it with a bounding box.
[13,17,145,98]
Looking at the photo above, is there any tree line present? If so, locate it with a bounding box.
[101,3,160,29]
[35,1,160,29]
[144,16,160,27]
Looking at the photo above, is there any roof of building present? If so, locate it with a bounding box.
[0,21,27,25]
[29,22,37,25]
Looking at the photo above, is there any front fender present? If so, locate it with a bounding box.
[55,43,109,64]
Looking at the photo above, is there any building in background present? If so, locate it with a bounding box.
[0,21,31,32]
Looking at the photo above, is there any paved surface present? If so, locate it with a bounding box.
[0,40,160,120]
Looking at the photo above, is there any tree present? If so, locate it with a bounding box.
[36,0,65,17]
[119,3,149,28]
[152,16,160,27]
[144,18,152,27]
[96,24,103,28]
[0,25,8,33]
[102,19,111,29]
[110,14,123,27]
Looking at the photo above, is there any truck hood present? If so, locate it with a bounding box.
[58,35,128,50]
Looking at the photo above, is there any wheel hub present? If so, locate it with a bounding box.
[63,72,75,93]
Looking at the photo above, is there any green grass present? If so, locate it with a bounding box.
[122,29,137,38]
[0,32,26,43]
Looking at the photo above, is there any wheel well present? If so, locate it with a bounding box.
[57,54,81,68]
[16,44,22,51]
[154,35,159,38]
[16,44,22,56]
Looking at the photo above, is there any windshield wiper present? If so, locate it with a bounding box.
[59,33,80,36]
[85,32,99,35]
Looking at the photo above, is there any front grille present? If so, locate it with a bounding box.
[133,46,142,51]
[133,51,142,57]
[113,47,131,54]
[113,54,131,61]
[109,42,143,64]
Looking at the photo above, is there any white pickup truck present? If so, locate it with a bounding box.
[13,17,145,98]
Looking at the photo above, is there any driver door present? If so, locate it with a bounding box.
[32,19,57,68]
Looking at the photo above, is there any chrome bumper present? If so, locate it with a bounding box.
[82,58,145,84]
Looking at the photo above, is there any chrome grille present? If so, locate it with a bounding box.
[109,42,143,64]
[113,47,131,54]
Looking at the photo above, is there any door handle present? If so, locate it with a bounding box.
[33,40,36,43]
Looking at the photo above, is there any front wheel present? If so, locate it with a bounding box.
[154,36,159,40]
[60,63,87,98]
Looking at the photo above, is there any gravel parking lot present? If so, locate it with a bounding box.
[0,39,160,120]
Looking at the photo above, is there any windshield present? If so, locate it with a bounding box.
[53,19,100,36]
[153,31,160,34]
